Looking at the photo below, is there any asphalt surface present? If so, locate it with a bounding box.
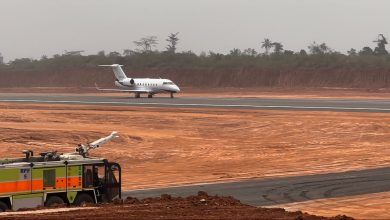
[0,93,389,112]
[124,167,390,206]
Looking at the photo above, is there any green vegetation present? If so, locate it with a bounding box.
[1,33,389,71]
[0,34,389,89]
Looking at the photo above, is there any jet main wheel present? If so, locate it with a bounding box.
[148,94,153,98]
[135,93,141,98]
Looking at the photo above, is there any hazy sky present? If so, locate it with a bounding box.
[0,0,389,61]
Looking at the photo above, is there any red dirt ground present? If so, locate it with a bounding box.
[0,97,389,219]
[0,103,389,190]
[0,192,354,220]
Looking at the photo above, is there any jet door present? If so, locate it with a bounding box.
[104,162,121,201]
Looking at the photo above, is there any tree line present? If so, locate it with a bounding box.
[0,33,389,70]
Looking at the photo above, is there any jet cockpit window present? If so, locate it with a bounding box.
[163,82,174,85]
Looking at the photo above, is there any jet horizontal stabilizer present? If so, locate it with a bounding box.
[98,64,123,67]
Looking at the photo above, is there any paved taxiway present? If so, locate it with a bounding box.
[0,93,389,112]
[124,167,390,206]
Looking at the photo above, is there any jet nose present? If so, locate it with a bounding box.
[173,85,180,92]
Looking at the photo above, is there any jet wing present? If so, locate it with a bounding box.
[94,83,152,93]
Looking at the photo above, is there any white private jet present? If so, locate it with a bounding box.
[96,64,180,98]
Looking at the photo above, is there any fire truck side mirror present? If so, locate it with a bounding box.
[22,150,33,160]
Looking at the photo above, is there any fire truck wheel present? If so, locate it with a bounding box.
[74,193,94,207]
[0,201,8,212]
[45,196,65,207]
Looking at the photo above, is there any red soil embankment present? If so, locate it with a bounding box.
[1,67,390,88]
[0,192,354,220]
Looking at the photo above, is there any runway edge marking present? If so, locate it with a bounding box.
[0,99,390,112]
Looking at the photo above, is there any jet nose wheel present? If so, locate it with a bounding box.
[170,93,174,98]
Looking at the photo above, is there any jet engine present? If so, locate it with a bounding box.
[119,78,135,86]
[126,78,135,86]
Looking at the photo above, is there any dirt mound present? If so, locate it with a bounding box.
[2,192,354,220]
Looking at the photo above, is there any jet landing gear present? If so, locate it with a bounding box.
[170,93,174,99]
[134,93,141,98]
[148,94,153,98]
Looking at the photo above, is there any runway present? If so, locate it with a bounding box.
[124,167,390,206]
[0,93,389,112]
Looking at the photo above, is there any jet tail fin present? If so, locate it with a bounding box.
[99,64,127,81]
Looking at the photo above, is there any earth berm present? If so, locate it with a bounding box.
[1,192,354,220]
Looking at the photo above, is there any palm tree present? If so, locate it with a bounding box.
[272,42,284,55]
[261,38,273,55]
[166,32,179,53]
